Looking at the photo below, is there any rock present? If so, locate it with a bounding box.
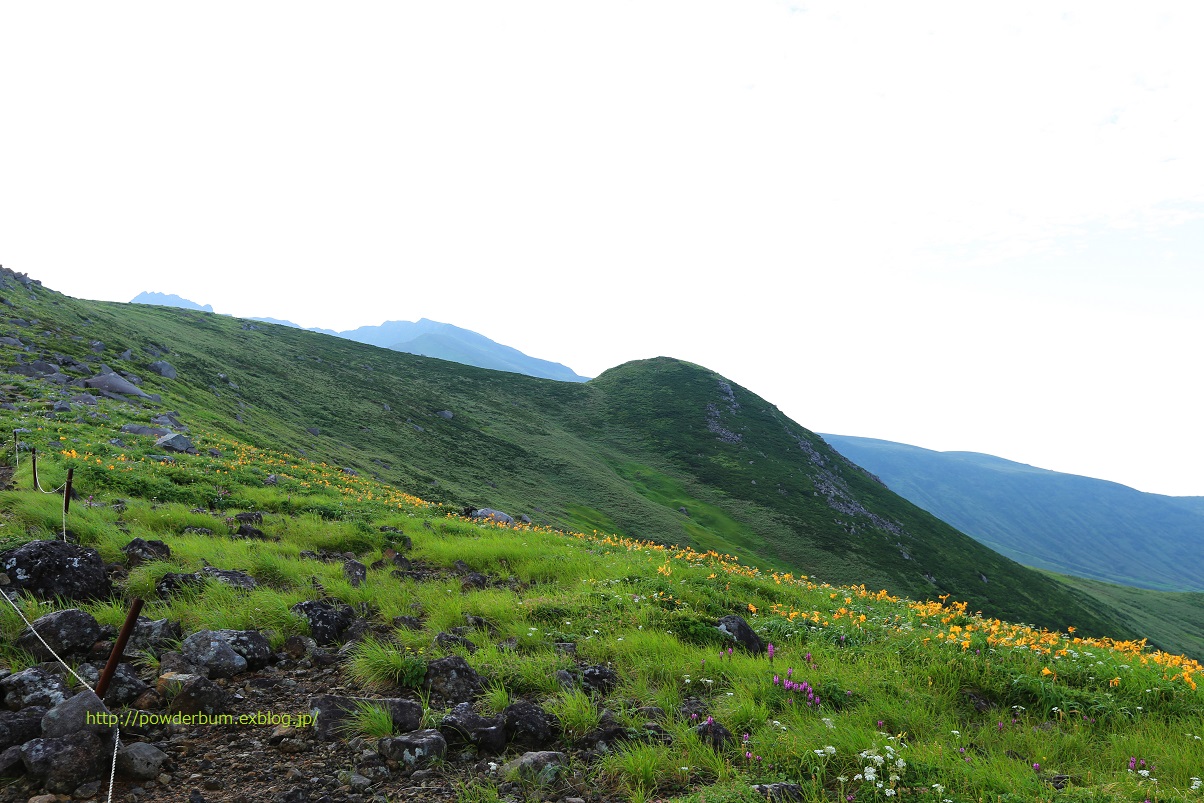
[308,695,422,741]
[716,614,764,654]
[378,729,446,767]
[0,744,22,775]
[0,666,71,710]
[40,689,113,738]
[291,600,355,646]
[434,631,478,654]
[435,410,453,419]
[200,566,258,591]
[151,412,185,429]
[461,573,488,591]
[343,559,366,588]
[52,401,72,412]
[0,539,113,601]
[90,340,105,353]
[554,670,576,689]
[166,675,229,716]
[147,361,177,379]
[16,608,102,661]
[20,731,105,793]
[180,630,249,678]
[119,349,133,360]
[122,538,171,566]
[156,572,203,596]
[155,433,195,453]
[581,665,619,696]
[117,741,169,780]
[471,508,514,525]
[83,372,151,398]
[694,719,735,750]
[306,427,321,436]
[422,656,482,704]
[0,706,47,750]
[120,424,172,437]
[439,702,502,745]
[76,662,149,707]
[503,700,556,748]
[501,751,567,783]
[129,617,182,652]
[282,634,317,659]
[212,629,273,670]
[752,783,806,802]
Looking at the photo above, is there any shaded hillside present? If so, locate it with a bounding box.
[821,435,1204,592]
[0,270,1135,638]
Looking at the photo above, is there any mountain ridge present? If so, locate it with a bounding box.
[131,291,588,382]
[820,434,1204,593]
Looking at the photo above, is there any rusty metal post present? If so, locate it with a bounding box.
[95,597,144,699]
[63,467,74,515]
[30,447,37,490]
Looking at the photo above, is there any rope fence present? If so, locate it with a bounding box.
[4,427,123,803]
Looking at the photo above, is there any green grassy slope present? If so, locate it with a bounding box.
[0,272,1137,638]
[820,435,1204,592]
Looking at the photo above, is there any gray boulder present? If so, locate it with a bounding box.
[76,663,149,708]
[83,373,151,398]
[120,424,171,437]
[147,361,177,379]
[116,741,169,780]
[20,731,105,793]
[503,700,556,748]
[212,629,273,670]
[16,608,102,661]
[180,630,248,678]
[471,508,515,526]
[0,706,47,750]
[377,729,446,768]
[165,674,230,715]
[121,538,171,566]
[309,695,422,741]
[716,614,764,654]
[129,617,181,652]
[200,566,258,591]
[0,667,71,710]
[155,432,195,453]
[291,600,355,646]
[40,689,113,738]
[422,656,482,704]
[501,751,567,783]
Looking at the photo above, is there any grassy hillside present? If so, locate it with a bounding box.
[1,358,1202,801]
[820,435,1204,592]
[0,272,1136,640]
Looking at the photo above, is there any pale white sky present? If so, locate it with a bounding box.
[3,2,1202,496]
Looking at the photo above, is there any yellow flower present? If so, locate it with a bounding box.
[1109,676,1121,687]
[748,603,757,614]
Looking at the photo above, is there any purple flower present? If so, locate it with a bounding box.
[1033,763,1041,772]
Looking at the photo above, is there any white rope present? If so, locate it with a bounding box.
[0,589,122,803]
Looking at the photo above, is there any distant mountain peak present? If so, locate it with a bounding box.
[131,291,213,313]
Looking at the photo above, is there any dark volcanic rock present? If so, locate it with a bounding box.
[76,662,149,707]
[291,600,355,646]
[16,608,102,661]
[308,695,422,741]
[200,566,258,591]
[40,689,113,738]
[694,718,735,750]
[716,614,764,654]
[751,783,806,802]
[120,424,172,437]
[166,674,230,716]
[422,656,482,704]
[20,730,105,793]
[581,665,619,696]
[0,539,113,601]
[503,700,556,748]
[1,667,71,710]
[155,432,195,453]
[0,706,48,750]
[121,537,171,566]
[180,630,248,678]
[378,729,446,768]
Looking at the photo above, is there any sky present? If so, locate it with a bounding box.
[3,2,1202,496]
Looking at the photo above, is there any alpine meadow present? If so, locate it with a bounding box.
[1,267,1201,803]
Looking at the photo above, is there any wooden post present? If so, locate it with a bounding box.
[63,467,74,515]
[95,598,144,699]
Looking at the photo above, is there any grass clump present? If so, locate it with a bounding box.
[337,700,397,739]
[348,638,428,690]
